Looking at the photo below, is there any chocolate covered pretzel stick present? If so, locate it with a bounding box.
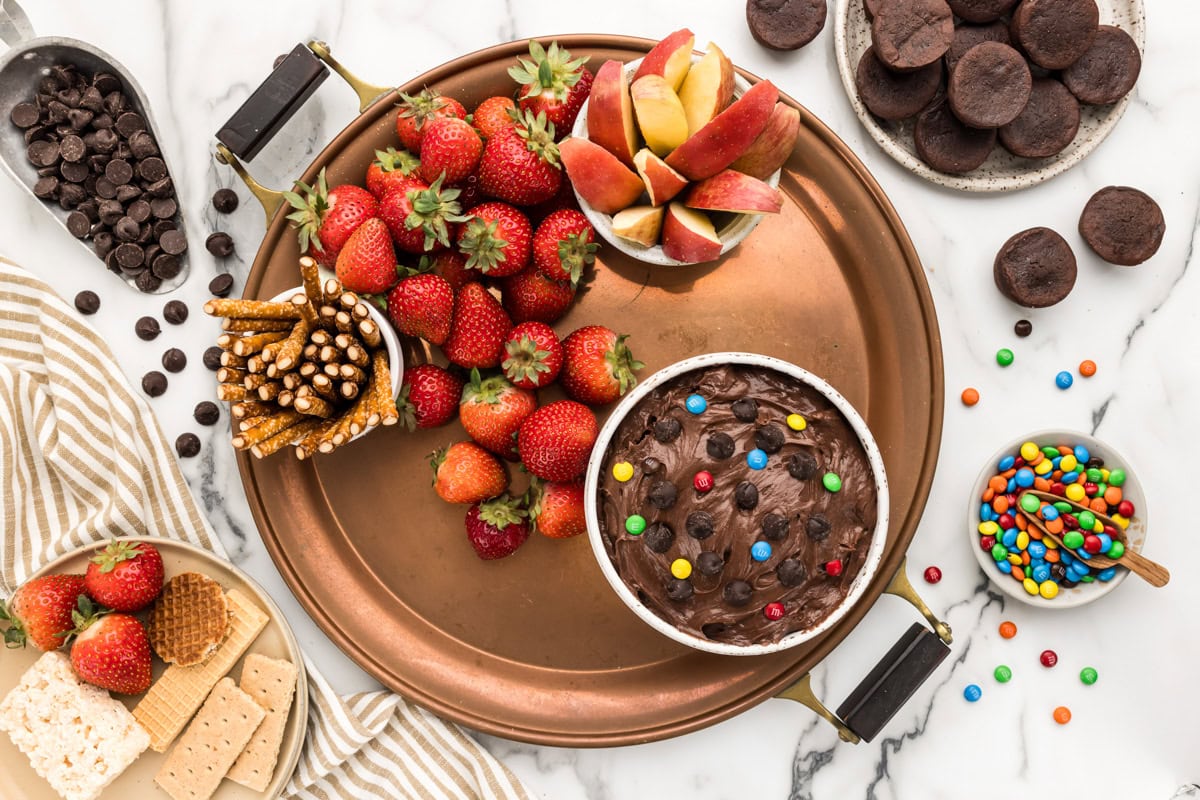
[340,381,360,401]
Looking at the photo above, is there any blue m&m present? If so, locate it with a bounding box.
[685,394,707,414]
[746,449,768,470]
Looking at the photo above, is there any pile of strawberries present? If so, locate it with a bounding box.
[283,41,646,561]
[0,540,165,695]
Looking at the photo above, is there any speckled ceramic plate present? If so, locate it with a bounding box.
[833,0,1146,192]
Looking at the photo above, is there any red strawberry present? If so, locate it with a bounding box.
[1,574,86,651]
[561,325,644,406]
[422,250,473,291]
[517,400,598,481]
[472,95,517,140]
[397,364,464,430]
[366,147,422,199]
[335,218,398,294]
[379,176,466,255]
[69,611,152,695]
[284,169,379,268]
[533,209,597,284]
[509,41,594,138]
[464,494,530,560]
[529,478,586,539]
[386,271,454,345]
[458,201,532,277]
[431,441,508,504]
[395,90,467,153]
[419,117,483,186]
[84,540,164,613]
[442,282,512,369]
[501,321,563,389]
[499,265,576,324]
[477,110,562,206]
[459,369,538,460]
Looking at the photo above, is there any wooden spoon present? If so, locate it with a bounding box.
[1017,490,1169,587]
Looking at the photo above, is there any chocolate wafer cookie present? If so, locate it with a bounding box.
[994,227,1077,308]
[747,0,827,51]
[998,78,1080,159]
[1079,186,1165,266]
[871,0,954,71]
[1062,25,1142,106]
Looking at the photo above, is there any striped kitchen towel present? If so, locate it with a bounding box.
[0,256,531,800]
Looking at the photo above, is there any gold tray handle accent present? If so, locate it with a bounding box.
[215,144,287,227]
[776,674,861,744]
[307,40,392,113]
[884,557,952,645]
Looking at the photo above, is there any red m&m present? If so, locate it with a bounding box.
[693,471,714,493]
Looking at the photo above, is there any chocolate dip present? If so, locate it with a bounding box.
[596,364,878,647]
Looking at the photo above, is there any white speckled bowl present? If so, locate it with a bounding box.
[833,0,1146,192]
[570,55,782,265]
[583,352,889,656]
[968,430,1147,608]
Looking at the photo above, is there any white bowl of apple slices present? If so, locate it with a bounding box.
[563,30,800,266]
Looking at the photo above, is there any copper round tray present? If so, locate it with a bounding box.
[238,35,943,746]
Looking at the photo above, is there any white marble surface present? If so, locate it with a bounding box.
[1,1,1198,797]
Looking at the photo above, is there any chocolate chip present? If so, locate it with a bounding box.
[93,127,118,153]
[706,432,736,460]
[137,156,167,182]
[76,198,98,222]
[10,102,39,128]
[73,290,100,314]
[66,211,90,238]
[135,270,162,292]
[126,199,151,223]
[777,559,807,587]
[763,513,790,541]
[114,216,140,241]
[161,347,187,372]
[755,424,786,454]
[735,481,759,510]
[696,551,725,576]
[205,231,235,258]
[647,480,677,510]
[135,316,160,340]
[686,511,714,540]
[97,198,123,225]
[114,243,145,271]
[723,580,753,607]
[731,397,758,422]
[145,176,173,198]
[141,370,167,396]
[93,73,121,95]
[67,108,94,130]
[128,130,158,159]
[640,456,662,475]
[175,432,201,458]
[33,176,59,199]
[163,300,188,324]
[787,451,818,480]
[149,197,177,219]
[666,578,694,601]
[194,400,220,425]
[94,176,117,199]
[114,111,146,137]
[27,139,60,167]
[643,522,675,553]
[159,229,187,255]
[152,254,182,280]
[104,158,133,185]
[806,513,832,541]
[652,417,682,443]
[1014,319,1033,337]
[152,219,177,238]
[202,346,223,371]
[57,183,86,208]
[59,134,85,162]
[207,275,232,299]
[59,160,88,183]
[212,187,239,213]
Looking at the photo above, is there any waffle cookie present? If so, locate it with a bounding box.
[147,571,231,666]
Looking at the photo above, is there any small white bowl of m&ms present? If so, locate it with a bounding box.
[967,430,1148,609]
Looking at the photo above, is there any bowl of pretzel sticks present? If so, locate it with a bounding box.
[202,255,402,460]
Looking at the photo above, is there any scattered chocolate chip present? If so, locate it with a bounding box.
[706,431,736,459]
[806,513,832,541]
[66,211,90,238]
[202,345,223,371]
[666,578,694,601]
[205,231,235,258]
[777,559,807,587]
[1014,319,1033,337]
[652,417,682,443]
[194,401,220,425]
[723,580,753,607]
[174,432,201,458]
[731,397,758,423]
[141,370,167,396]
[73,290,100,314]
[788,451,818,480]
[135,269,162,292]
[212,187,239,213]
[643,522,675,553]
[696,551,725,576]
[735,480,759,510]
[161,347,187,372]
[686,511,715,540]
[763,513,790,541]
[135,315,160,340]
[59,160,89,183]
[94,176,117,199]
[647,480,678,510]
[640,456,663,474]
[163,300,188,324]
[755,424,787,454]
[159,228,187,255]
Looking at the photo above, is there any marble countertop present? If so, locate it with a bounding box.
[1,1,1197,797]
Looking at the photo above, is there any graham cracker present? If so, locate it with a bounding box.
[154,677,266,800]
[133,588,269,752]
[226,653,299,791]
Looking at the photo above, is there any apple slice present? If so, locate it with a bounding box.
[587,60,639,168]
[631,28,696,91]
[685,170,783,214]
[677,42,735,135]
[630,75,690,158]
[662,202,723,264]
[665,79,779,181]
[559,137,646,214]
[611,205,666,247]
[633,148,689,206]
[730,102,801,179]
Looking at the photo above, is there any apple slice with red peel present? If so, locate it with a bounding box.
[661,202,722,263]
[630,75,689,157]
[611,205,666,247]
[560,137,646,215]
[632,28,696,91]
[633,148,689,206]
[665,79,779,181]
[587,60,639,168]
[730,102,801,180]
[685,170,783,214]
[677,42,735,135]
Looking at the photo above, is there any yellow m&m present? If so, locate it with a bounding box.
[612,462,634,482]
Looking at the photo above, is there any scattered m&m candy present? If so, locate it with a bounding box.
[963,684,982,702]
[999,621,1018,639]
[612,461,634,482]
[994,664,1013,683]
[1053,706,1072,724]
[1055,371,1074,389]
[1040,650,1058,668]
[923,566,942,584]
[625,515,646,535]
[961,387,980,406]
[685,393,707,414]
[746,448,768,470]
[1080,666,1098,685]
[787,413,807,431]
[693,470,714,493]
[996,348,1014,367]
[1079,360,1097,377]
[750,541,772,562]
[670,558,692,579]
[763,602,785,621]
[822,472,842,493]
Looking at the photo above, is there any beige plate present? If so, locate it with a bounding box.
[0,538,308,800]
[833,0,1146,192]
